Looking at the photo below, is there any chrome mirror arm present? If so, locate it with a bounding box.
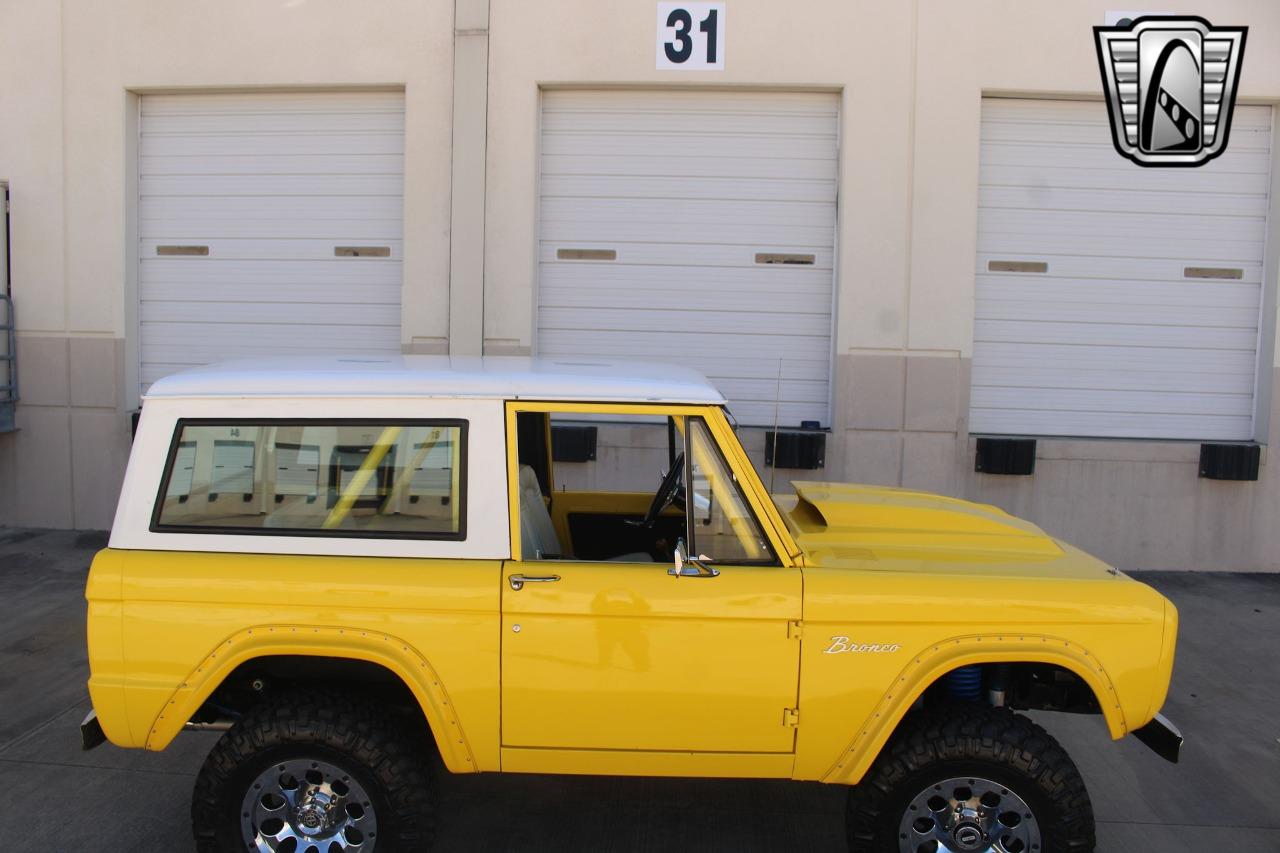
[670,538,719,578]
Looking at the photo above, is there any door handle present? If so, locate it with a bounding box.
[508,573,561,591]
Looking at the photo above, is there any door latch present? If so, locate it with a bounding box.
[508,573,560,591]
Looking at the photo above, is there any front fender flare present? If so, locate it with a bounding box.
[143,624,477,773]
[821,633,1124,785]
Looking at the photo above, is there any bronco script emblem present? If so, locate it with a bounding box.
[1094,16,1247,167]
[824,636,901,654]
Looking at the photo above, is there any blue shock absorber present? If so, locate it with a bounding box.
[947,666,984,702]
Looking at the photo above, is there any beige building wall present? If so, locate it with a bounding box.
[2,0,1279,570]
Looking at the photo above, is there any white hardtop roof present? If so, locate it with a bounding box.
[143,355,728,404]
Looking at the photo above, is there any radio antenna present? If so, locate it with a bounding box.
[769,358,782,495]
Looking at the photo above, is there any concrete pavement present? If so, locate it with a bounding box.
[1,528,1277,851]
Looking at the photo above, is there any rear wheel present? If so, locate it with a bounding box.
[192,691,435,852]
[846,707,1095,853]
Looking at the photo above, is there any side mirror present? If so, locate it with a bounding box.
[670,538,719,578]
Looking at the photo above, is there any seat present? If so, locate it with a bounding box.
[518,465,564,559]
[517,465,652,562]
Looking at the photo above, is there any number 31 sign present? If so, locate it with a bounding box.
[656,3,725,70]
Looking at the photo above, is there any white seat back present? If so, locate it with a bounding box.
[518,465,562,559]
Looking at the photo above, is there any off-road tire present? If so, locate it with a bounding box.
[846,706,1095,853]
[192,690,436,852]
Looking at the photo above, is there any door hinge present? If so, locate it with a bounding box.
[787,620,803,640]
[782,708,800,727]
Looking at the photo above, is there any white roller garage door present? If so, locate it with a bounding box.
[537,90,838,427]
[138,91,404,392]
[972,98,1272,441]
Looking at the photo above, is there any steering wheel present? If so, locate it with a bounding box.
[633,453,686,528]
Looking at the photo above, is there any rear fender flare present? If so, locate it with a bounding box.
[821,633,1123,785]
[143,623,476,773]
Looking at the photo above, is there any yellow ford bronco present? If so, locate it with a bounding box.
[82,357,1181,853]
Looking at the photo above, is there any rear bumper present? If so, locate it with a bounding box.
[1132,712,1182,763]
[80,709,106,751]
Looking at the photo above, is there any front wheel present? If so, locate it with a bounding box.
[846,707,1095,853]
[192,691,436,853]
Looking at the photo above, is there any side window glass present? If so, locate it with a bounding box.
[515,411,683,562]
[687,418,775,564]
[153,421,467,538]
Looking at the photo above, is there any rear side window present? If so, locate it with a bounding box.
[152,420,467,539]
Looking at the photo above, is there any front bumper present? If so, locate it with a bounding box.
[1132,713,1182,763]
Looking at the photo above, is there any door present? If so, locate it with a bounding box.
[537,89,839,427]
[501,407,802,755]
[973,97,1272,440]
[137,91,405,395]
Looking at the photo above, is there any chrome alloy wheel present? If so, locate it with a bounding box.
[241,758,378,852]
[898,776,1041,853]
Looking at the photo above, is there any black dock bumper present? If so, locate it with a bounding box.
[1132,713,1182,763]
[80,709,106,751]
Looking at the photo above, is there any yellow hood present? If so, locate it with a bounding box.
[783,481,1090,571]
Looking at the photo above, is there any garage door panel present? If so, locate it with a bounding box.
[538,241,834,269]
[980,142,1274,174]
[980,163,1268,195]
[539,264,833,292]
[141,321,398,349]
[969,408,1252,441]
[979,208,1266,242]
[141,173,404,197]
[713,378,831,405]
[140,258,403,285]
[979,186,1269,217]
[541,283,832,312]
[541,197,834,227]
[538,90,837,427]
[542,154,838,181]
[139,239,401,261]
[541,111,836,138]
[141,132,405,158]
[141,109,405,136]
[541,175,836,204]
[974,318,1256,350]
[976,298,1259,329]
[973,98,1270,440]
[141,195,405,221]
[541,222,834,248]
[539,307,833,338]
[978,233,1264,261]
[139,154,405,177]
[971,365,1257,395]
[977,278,1262,307]
[140,218,403,241]
[981,118,1272,151]
[539,329,832,360]
[977,253,1263,283]
[141,301,401,326]
[974,342,1258,374]
[541,132,837,161]
[971,387,1254,417]
[139,92,405,394]
[142,281,402,306]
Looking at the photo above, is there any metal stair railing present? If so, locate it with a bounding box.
[0,294,16,433]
